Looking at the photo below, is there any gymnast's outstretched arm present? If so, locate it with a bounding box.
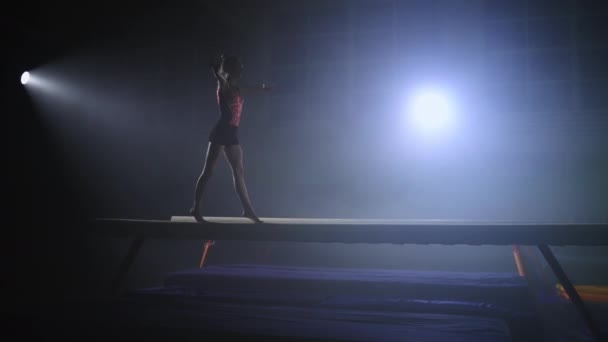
[240,83,273,95]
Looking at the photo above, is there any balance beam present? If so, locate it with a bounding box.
[90,216,608,246]
[92,216,607,340]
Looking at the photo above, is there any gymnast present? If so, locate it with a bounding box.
[190,54,270,223]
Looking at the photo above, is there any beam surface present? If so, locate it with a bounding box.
[88,217,608,246]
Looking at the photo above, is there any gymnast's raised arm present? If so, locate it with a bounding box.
[210,55,228,87]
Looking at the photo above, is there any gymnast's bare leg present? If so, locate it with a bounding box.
[224,144,263,223]
[190,142,224,222]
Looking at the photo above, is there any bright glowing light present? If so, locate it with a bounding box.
[21,72,30,85]
[407,88,454,136]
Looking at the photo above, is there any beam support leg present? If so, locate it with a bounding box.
[537,244,601,341]
[111,237,145,296]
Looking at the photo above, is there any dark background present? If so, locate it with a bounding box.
[5,0,607,313]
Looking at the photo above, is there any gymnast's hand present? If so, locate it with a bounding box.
[209,53,225,69]
[261,83,274,92]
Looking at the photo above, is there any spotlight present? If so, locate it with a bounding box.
[21,71,30,85]
[407,88,454,136]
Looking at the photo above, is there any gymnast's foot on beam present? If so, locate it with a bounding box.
[243,210,263,223]
[189,207,207,223]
